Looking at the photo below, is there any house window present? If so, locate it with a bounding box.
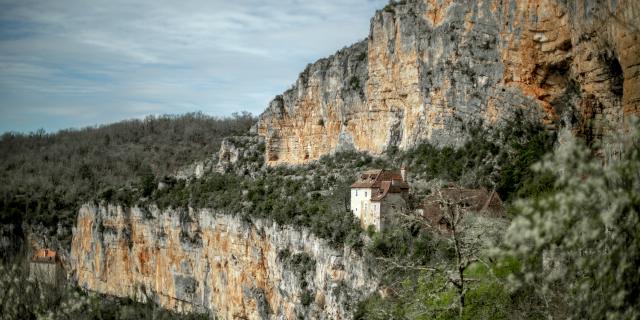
[365,191,367,197]
[355,190,358,196]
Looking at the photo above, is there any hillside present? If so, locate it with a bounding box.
[1,0,640,319]
[0,112,254,254]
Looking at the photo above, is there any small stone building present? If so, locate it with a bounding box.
[422,187,505,232]
[29,248,65,286]
[350,168,409,231]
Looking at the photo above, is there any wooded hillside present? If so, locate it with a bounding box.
[0,112,255,249]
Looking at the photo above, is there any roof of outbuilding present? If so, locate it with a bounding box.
[422,187,505,217]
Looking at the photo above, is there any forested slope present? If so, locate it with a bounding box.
[0,112,254,251]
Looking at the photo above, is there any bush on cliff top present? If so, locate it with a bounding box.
[147,169,364,249]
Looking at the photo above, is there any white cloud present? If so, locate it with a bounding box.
[0,0,387,132]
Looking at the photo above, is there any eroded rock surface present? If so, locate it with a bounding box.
[71,204,374,319]
[215,136,265,176]
[257,0,640,165]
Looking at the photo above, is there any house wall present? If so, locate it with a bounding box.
[351,189,408,232]
[361,202,382,231]
[350,188,372,221]
[380,194,407,232]
[29,262,64,286]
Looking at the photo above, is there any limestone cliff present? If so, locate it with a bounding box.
[70,204,375,319]
[257,0,640,165]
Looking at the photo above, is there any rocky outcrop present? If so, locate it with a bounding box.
[174,160,214,181]
[70,204,375,319]
[172,136,264,180]
[215,136,265,176]
[257,0,640,165]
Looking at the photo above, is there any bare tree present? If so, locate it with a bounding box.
[435,186,479,319]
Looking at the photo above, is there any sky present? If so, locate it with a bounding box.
[0,0,386,133]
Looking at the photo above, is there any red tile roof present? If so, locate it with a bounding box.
[422,187,505,222]
[351,169,409,200]
[32,249,59,264]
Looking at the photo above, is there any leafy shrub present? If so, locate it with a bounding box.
[500,123,640,319]
[300,289,314,307]
[349,76,361,91]
[398,117,555,202]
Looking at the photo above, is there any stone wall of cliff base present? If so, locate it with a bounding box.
[257,0,640,165]
[70,204,375,319]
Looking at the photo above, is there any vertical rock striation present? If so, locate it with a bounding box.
[71,204,375,319]
[257,41,369,164]
[257,0,640,165]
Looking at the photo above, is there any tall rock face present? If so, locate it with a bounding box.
[71,204,374,319]
[258,41,369,164]
[257,0,640,165]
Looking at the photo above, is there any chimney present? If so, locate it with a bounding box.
[400,165,407,182]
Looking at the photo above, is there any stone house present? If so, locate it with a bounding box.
[29,248,65,286]
[350,167,409,231]
[421,187,505,232]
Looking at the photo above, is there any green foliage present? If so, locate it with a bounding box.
[138,165,156,198]
[368,225,451,268]
[0,258,210,320]
[356,203,519,319]
[147,172,363,248]
[349,76,361,91]
[461,263,512,320]
[0,112,255,246]
[499,123,640,319]
[278,251,316,307]
[398,117,555,202]
[280,251,316,282]
[356,260,521,320]
[383,0,405,13]
[300,289,314,307]
[494,122,557,200]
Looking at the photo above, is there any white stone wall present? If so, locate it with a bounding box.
[351,188,387,231]
[350,188,372,221]
[29,262,64,286]
[363,202,382,231]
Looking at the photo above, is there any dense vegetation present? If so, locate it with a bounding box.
[76,117,552,290]
[102,117,553,252]
[393,117,557,202]
[6,108,635,319]
[78,116,556,318]
[0,112,254,250]
[500,126,640,319]
[355,123,640,319]
[0,254,210,320]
